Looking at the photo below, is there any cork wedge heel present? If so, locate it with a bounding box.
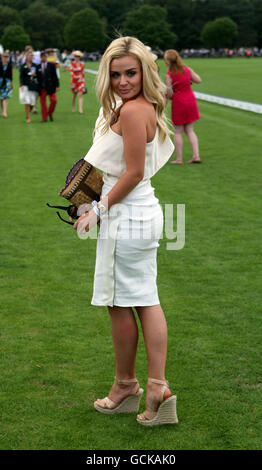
[137,378,178,427]
[94,377,144,415]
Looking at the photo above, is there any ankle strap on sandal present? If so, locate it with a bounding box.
[115,377,138,385]
[148,377,169,387]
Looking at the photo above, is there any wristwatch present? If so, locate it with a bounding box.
[97,201,107,215]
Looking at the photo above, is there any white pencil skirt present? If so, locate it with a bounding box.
[91,174,163,307]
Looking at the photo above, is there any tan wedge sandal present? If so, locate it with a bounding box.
[137,378,178,426]
[94,377,144,415]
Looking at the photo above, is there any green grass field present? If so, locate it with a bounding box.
[0,58,261,450]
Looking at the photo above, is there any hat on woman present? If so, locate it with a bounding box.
[73,50,83,58]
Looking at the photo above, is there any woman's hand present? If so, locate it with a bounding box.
[73,209,99,233]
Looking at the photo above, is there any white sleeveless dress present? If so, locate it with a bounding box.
[84,118,174,307]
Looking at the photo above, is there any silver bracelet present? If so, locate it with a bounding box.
[92,200,100,217]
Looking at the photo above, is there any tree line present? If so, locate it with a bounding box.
[0,0,262,52]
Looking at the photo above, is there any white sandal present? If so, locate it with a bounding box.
[137,378,178,426]
[94,377,144,415]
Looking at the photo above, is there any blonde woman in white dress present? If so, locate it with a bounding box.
[19,50,39,123]
[74,36,178,426]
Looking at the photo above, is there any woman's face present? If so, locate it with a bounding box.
[27,52,33,62]
[110,55,142,102]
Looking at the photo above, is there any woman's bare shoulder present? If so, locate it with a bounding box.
[121,98,144,112]
[120,98,154,121]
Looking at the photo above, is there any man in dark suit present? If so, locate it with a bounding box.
[38,51,59,122]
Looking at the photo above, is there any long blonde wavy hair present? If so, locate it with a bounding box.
[96,36,170,142]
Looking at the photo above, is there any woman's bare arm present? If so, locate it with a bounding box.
[165,74,173,99]
[74,101,147,231]
[189,67,202,83]
[101,101,146,209]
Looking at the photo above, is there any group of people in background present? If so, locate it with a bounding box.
[1,44,202,163]
[0,46,86,123]
[180,46,261,58]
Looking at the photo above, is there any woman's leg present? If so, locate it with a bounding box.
[136,305,172,416]
[184,122,200,160]
[170,125,184,163]
[109,306,138,379]
[72,92,76,112]
[95,306,139,405]
[78,92,83,113]
[2,99,8,117]
[136,305,167,380]
[25,104,31,123]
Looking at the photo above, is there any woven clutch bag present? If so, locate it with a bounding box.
[59,158,103,207]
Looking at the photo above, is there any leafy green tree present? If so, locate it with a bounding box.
[59,0,91,19]
[1,24,30,51]
[201,17,238,48]
[144,0,232,49]
[0,0,261,49]
[42,0,66,7]
[0,0,32,10]
[88,0,142,38]
[22,1,66,50]
[253,0,262,47]
[64,7,107,51]
[0,5,23,38]
[123,4,177,49]
[227,0,257,46]
[164,0,198,49]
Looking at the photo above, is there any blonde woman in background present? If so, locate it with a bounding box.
[74,36,178,427]
[19,49,40,123]
[164,49,202,164]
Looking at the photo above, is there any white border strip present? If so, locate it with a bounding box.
[85,68,262,114]
[85,68,98,75]
[194,92,262,114]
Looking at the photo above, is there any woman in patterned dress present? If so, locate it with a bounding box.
[70,50,85,114]
[0,51,13,118]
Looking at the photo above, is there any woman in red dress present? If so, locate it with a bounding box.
[164,49,202,164]
[70,50,85,114]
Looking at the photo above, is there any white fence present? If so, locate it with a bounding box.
[194,92,262,114]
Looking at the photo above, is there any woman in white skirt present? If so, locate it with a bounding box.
[19,50,39,123]
[74,37,178,426]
